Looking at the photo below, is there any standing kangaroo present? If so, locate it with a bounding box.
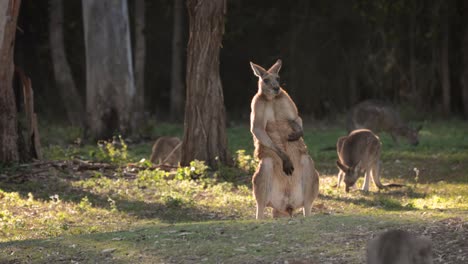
[336,129,384,192]
[347,99,422,146]
[367,229,433,264]
[250,59,319,219]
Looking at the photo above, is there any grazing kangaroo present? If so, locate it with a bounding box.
[367,229,433,264]
[250,59,319,219]
[150,136,181,166]
[336,129,403,192]
[347,99,422,146]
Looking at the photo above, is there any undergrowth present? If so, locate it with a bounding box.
[0,119,466,263]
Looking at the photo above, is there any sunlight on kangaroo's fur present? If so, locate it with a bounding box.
[249,59,319,219]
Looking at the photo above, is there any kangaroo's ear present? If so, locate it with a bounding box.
[336,160,349,172]
[250,62,267,78]
[267,59,282,74]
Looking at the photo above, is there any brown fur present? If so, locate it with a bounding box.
[347,100,422,146]
[250,59,319,219]
[336,129,384,192]
[367,229,433,264]
[150,136,181,166]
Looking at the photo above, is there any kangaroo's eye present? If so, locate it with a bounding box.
[263,79,270,84]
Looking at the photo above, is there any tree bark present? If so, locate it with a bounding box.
[0,0,21,163]
[462,5,468,119]
[440,6,451,116]
[409,10,418,106]
[170,0,185,121]
[133,0,145,128]
[82,0,136,140]
[182,0,231,168]
[49,0,85,127]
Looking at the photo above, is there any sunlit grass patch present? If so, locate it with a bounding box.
[1,119,467,263]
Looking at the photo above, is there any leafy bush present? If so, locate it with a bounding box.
[96,135,128,164]
[235,149,258,173]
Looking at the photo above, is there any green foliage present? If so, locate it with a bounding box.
[175,160,209,181]
[235,149,258,173]
[78,196,93,212]
[96,135,128,164]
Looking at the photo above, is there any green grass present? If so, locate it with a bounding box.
[0,119,467,263]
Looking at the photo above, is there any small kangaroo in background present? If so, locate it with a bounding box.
[336,129,403,192]
[150,136,181,166]
[250,59,319,219]
[367,229,433,264]
[347,99,422,146]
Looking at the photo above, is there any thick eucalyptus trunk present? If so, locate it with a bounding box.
[0,0,21,163]
[82,0,136,140]
[440,7,451,115]
[170,0,185,121]
[133,0,145,128]
[49,0,85,127]
[182,0,231,168]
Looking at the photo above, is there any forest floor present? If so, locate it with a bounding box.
[0,119,467,263]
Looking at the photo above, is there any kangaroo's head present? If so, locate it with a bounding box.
[397,124,422,146]
[250,59,282,100]
[336,160,361,192]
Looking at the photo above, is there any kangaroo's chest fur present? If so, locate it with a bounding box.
[253,92,310,212]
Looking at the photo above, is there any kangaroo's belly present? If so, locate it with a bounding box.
[267,173,305,211]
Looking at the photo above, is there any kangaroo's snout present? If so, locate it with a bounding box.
[273,86,280,93]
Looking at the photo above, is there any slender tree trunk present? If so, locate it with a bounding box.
[170,0,185,121]
[182,0,231,168]
[440,7,451,115]
[461,5,468,119]
[133,0,145,128]
[409,12,418,106]
[0,0,21,163]
[49,0,85,127]
[82,0,136,140]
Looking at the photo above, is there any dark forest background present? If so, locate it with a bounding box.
[14,0,468,123]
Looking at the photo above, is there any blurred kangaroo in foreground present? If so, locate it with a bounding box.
[347,100,422,146]
[367,229,433,264]
[336,129,404,192]
[250,59,319,219]
[150,136,181,166]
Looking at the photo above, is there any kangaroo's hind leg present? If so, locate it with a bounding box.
[362,169,371,192]
[337,170,344,188]
[301,155,319,217]
[371,160,385,190]
[252,157,273,219]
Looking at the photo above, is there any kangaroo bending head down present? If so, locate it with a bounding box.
[249,59,319,219]
[336,129,384,192]
[336,129,405,192]
[347,100,422,146]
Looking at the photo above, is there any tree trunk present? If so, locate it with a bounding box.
[133,0,145,128]
[82,0,136,140]
[0,0,21,163]
[440,7,451,116]
[462,5,468,119]
[409,11,418,106]
[49,0,85,127]
[182,0,231,168]
[170,0,185,121]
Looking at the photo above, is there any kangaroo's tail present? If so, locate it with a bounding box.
[383,183,405,188]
